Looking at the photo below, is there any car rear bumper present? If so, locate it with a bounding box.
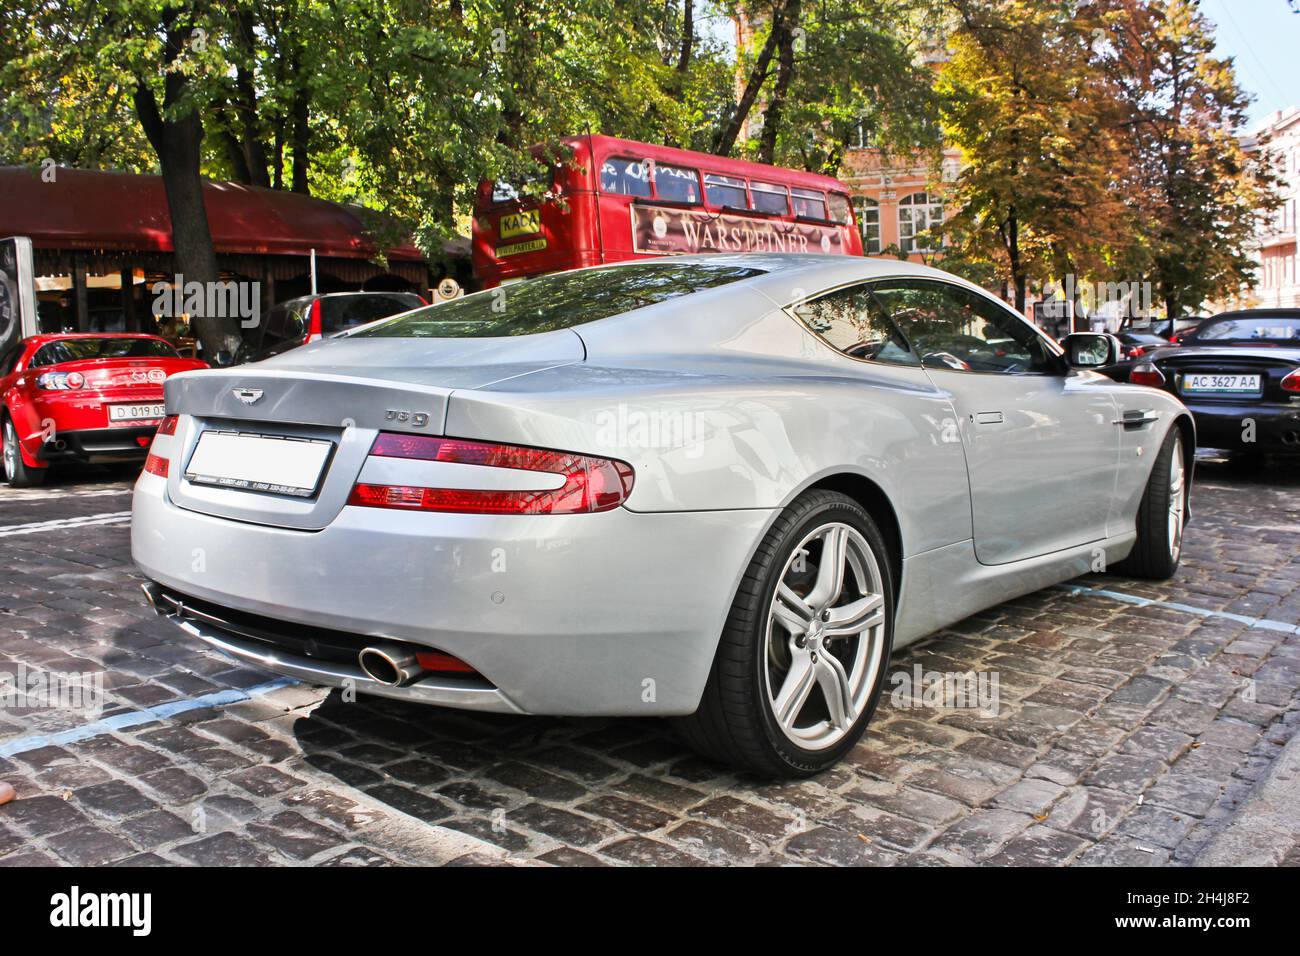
[38,426,158,464]
[131,471,773,716]
[1183,401,1300,452]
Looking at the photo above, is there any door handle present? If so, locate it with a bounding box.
[1114,410,1158,429]
[973,411,1004,425]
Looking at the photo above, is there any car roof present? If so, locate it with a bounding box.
[582,253,995,306]
[1206,308,1300,319]
[276,290,420,308]
[24,332,172,346]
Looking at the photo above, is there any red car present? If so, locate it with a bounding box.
[1,333,208,486]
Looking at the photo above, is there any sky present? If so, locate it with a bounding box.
[1199,0,1300,130]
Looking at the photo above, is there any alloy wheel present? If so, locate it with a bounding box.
[2,421,15,482]
[763,522,888,751]
[1168,436,1185,562]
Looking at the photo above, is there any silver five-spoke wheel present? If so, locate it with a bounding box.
[1167,435,1185,563]
[764,522,887,751]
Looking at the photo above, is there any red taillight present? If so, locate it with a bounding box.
[1130,362,1166,388]
[414,650,475,673]
[347,433,634,514]
[1282,369,1300,393]
[1128,345,1146,359]
[143,453,169,477]
[65,371,85,389]
[156,415,179,436]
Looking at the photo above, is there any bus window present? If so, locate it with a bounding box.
[654,163,700,203]
[491,167,549,205]
[600,157,651,197]
[705,174,748,209]
[750,181,790,216]
[828,193,853,225]
[793,188,829,220]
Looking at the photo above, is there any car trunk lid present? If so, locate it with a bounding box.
[161,330,584,531]
[1152,348,1300,404]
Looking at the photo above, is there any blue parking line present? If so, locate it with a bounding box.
[0,676,300,759]
[1056,583,1299,634]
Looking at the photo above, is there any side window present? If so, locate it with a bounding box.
[750,181,789,215]
[599,157,651,197]
[791,285,919,366]
[869,280,1056,374]
[792,188,828,220]
[704,173,748,209]
[827,193,853,225]
[653,163,700,203]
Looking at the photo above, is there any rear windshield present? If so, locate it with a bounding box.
[1197,315,1300,343]
[31,338,179,366]
[351,263,765,339]
[319,294,423,334]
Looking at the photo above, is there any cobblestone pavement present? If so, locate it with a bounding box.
[1,453,1297,867]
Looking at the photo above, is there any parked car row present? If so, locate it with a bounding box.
[1,292,427,486]
[1101,310,1300,455]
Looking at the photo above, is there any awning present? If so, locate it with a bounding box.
[1,165,425,262]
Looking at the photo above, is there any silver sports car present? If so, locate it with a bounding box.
[133,255,1192,777]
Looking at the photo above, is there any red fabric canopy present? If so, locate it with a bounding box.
[1,166,424,261]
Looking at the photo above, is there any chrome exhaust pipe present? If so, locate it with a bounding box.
[141,582,165,615]
[358,644,428,687]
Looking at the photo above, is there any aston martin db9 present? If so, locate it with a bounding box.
[132,255,1193,776]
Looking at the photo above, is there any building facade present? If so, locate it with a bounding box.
[1244,107,1300,308]
[839,141,961,264]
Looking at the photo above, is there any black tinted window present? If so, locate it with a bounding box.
[792,285,918,366]
[1197,315,1300,343]
[870,280,1056,373]
[31,337,179,366]
[319,294,423,334]
[352,264,764,339]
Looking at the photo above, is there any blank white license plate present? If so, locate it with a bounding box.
[108,403,166,423]
[184,431,333,498]
[1181,373,1261,395]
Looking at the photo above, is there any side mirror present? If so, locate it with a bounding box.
[1062,332,1119,369]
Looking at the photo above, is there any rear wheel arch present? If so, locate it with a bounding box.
[800,472,904,604]
[1172,413,1195,519]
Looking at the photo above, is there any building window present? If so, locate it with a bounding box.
[898,191,944,253]
[855,197,881,254]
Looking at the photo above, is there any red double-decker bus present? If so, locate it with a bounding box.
[472,134,863,287]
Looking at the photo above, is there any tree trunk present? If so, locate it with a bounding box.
[1006,206,1026,314]
[290,48,311,194]
[677,0,694,73]
[757,0,799,165]
[233,9,271,188]
[133,19,242,360]
[712,1,787,156]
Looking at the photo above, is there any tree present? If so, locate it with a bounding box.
[715,0,945,174]
[1103,0,1280,317]
[936,0,1134,314]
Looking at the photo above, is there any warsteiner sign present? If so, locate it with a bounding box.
[631,205,846,256]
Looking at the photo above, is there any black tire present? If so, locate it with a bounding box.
[1113,427,1186,580]
[674,490,895,778]
[2,413,46,488]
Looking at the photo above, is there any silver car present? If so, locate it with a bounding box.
[133,255,1192,777]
